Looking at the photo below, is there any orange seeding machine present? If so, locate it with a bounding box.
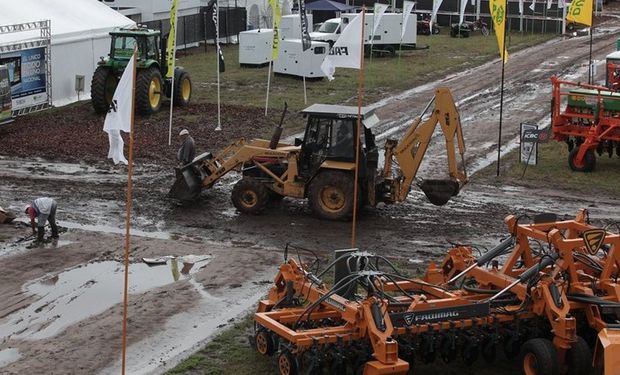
[253,210,620,375]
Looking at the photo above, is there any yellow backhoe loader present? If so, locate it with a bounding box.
[169,87,468,220]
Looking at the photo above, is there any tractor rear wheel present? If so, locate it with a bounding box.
[566,336,592,375]
[91,66,117,114]
[173,68,192,106]
[136,67,163,115]
[520,338,559,375]
[231,178,270,214]
[568,148,596,172]
[308,170,356,221]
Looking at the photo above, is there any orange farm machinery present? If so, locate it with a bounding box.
[253,210,620,374]
[551,76,620,172]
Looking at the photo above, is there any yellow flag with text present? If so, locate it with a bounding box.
[489,0,508,63]
[166,0,178,78]
[567,0,593,26]
[270,0,282,60]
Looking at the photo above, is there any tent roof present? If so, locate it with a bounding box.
[0,0,134,46]
[305,0,356,12]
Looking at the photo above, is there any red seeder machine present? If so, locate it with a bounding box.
[253,210,620,375]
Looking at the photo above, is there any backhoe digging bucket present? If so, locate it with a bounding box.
[418,179,460,206]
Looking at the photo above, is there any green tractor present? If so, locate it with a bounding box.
[91,27,192,115]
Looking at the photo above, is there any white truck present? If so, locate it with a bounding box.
[279,13,313,40]
[310,13,417,57]
[273,39,330,78]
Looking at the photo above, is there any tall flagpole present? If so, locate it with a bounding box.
[167,2,179,146]
[215,2,222,131]
[496,3,508,177]
[588,7,594,84]
[351,8,366,248]
[265,61,272,116]
[121,47,137,375]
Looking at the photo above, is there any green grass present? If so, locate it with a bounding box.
[476,140,620,195]
[179,31,553,117]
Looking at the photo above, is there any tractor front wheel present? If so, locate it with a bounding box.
[520,338,559,375]
[568,147,596,172]
[231,178,270,214]
[308,170,356,221]
[136,67,163,115]
[173,67,192,106]
[91,66,117,114]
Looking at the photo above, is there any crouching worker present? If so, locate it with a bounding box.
[25,197,59,245]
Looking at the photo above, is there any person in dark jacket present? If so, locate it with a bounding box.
[177,129,196,165]
[25,197,59,245]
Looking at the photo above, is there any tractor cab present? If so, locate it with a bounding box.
[108,29,161,66]
[298,104,379,178]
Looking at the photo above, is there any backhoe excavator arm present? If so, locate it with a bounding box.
[384,87,467,205]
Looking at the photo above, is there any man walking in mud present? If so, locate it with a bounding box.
[25,197,59,245]
[177,129,195,165]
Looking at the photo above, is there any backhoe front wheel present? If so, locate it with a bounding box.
[231,178,270,214]
[136,67,163,115]
[520,338,559,375]
[308,171,356,221]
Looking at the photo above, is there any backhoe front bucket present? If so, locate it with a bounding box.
[418,179,460,206]
[168,166,202,201]
[594,328,620,375]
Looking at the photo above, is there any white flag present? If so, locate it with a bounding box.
[401,1,416,41]
[558,0,565,8]
[459,0,468,25]
[519,0,524,13]
[547,0,553,9]
[529,0,536,11]
[372,3,389,40]
[320,11,363,81]
[103,51,135,165]
[431,0,444,29]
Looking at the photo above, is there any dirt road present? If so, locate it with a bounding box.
[1,9,620,375]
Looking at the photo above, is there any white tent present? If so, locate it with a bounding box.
[0,0,135,108]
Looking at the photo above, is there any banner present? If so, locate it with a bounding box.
[212,0,225,72]
[431,0,444,31]
[547,0,553,9]
[459,0,468,25]
[166,0,177,79]
[519,0,524,13]
[270,0,282,60]
[0,47,47,111]
[402,1,416,40]
[372,3,389,40]
[0,65,11,122]
[103,50,135,165]
[489,0,508,63]
[299,0,312,51]
[320,11,363,81]
[529,0,535,12]
[567,0,593,26]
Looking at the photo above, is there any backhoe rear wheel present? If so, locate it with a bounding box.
[520,338,559,375]
[173,67,192,106]
[308,170,356,221]
[231,178,270,214]
[136,67,163,115]
[91,66,117,114]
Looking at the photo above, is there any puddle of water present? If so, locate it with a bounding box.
[0,348,20,367]
[0,256,210,341]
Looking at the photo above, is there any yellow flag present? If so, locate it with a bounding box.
[567,0,593,26]
[489,0,508,63]
[166,0,178,79]
[269,0,282,60]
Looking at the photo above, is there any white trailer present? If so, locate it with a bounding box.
[239,29,273,66]
[311,13,417,57]
[280,13,313,40]
[273,39,329,78]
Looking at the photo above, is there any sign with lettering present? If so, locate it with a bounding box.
[0,47,48,110]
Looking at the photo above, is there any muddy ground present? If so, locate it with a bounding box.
[1,7,620,375]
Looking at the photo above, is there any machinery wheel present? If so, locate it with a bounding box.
[568,148,596,172]
[278,351,299,375]
[173,67,192,106]
[254,329,275,356]
[232,178,270,214]
[566,336,592,375]
[91,66,117,114]
[136,67,163,115]
[520,338,559,375]
[384,45,396,57]
[432,26,440,35]
[308,170,356,221]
